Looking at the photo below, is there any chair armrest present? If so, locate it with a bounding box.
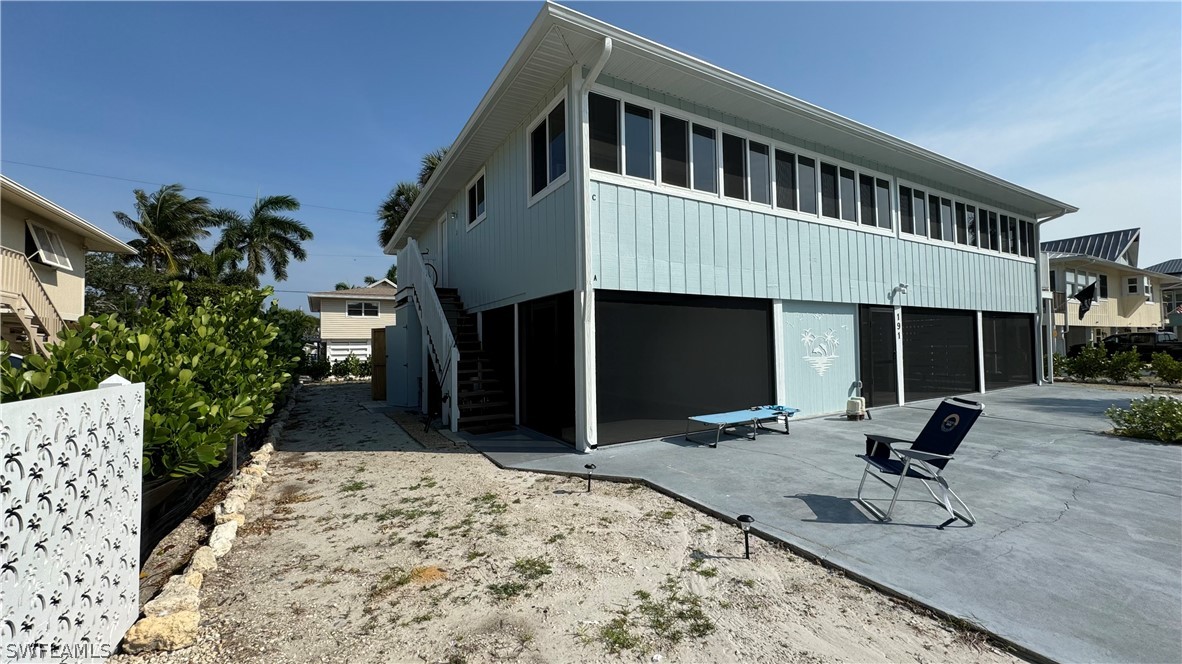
[895,448,953,463]
[864,434,912,459]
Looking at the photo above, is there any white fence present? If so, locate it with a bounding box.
[1,377,144,662]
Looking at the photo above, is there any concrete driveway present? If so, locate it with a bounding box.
[466,384,1182,663]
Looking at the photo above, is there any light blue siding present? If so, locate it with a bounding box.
[591,181,1039,314]
[416,77,577,312]
[782,301,859,417]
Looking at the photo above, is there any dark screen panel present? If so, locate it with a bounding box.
[820,162,839,218]
[797,156,817,214]
[899,186,913,234]
[596,291,773,444]
[660,115,689,188]
[775,149,796,210]
[859,174,876,226]
[722,133,746,199]
[859,306,898,407]
[902,308,977,402]
[983,312,1034,389]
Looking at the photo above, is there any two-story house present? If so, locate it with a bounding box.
[1,175,136,356]
[382,4,1076,450]
[1042,229,1181,354]
[1145,258,1182,336]
[306,279,397,362]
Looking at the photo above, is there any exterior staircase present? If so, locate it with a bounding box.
[1,247,66,357]
[436,287,516,435]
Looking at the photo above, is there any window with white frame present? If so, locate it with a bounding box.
[691,124,717,193]
[347,301,380,317]
[624,103,653,179]
[722,132,746,200]
[25,221,72,270]
[529,97,567,198]
[1127,276,1153,299]
[467,171,486,226]
[660,114,689,188]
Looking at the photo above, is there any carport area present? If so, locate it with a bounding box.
[467,384,1182,663]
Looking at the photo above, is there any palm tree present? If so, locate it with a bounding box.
[376,147,449,249]
[385,264,397,283]
[335,282,352,291]
[185,247,257,287]
[215,195,313,282]
[114,184,217,274]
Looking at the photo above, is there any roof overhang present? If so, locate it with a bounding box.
[1,175,136,254]
[385,2,1077,254]
[1046,252,1182,286]
[306,290,399,313]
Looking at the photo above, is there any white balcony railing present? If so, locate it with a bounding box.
[403,237,460,431]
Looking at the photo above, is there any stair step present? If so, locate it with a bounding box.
[463,422,517,435]
[460,413,516,425]
[458,400,512,411]
[457,389,508,399]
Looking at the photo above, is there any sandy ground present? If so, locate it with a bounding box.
[113,383,1018,664]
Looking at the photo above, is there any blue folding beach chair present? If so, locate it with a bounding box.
[856,397,983,529]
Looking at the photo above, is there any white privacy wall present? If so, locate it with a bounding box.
[1,379,145,660]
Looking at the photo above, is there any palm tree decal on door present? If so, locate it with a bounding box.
[801,328,840,376]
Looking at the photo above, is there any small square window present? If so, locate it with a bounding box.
[529,96,568,198]
[347,301,380,317]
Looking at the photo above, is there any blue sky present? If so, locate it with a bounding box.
[3,1,1179,309]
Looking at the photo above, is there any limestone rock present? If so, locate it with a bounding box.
[241,465,267,477]
[215,511,246,527]
[143,581,199,616]
[218,495,245,516]
[122,611,200,653]
[187,547,217,575]
[209,520,239,557]
[259,442,275,454]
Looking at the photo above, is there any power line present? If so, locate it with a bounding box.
[1,159,375,216]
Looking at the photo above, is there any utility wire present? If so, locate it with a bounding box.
[2,159,375,216]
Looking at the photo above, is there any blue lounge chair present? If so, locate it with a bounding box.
[856,397,983,529]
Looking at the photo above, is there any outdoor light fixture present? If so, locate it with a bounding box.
[584,464,596,492]
[737,514,755,559]
[897,282,909,295]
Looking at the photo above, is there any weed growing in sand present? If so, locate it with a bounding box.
[486,581,528,600]
[511,557,552,580]
[340,480,369,492]
[591,576,715,654]
[546,532,566,544]
[687,558,718,579]
[738,578,755,588]
[368,567,413,600]
[471,492,508,515]
[407,476,438,490]
[490,523,509,537]
[695,525,714,533]
[465,550,486,561]
[652,509,677,523]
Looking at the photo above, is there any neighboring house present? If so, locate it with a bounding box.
[1,175,136,356]
[306,279,397,362]
[1042,229,1181,354]
[382,3,1076,449]
[1145,258,1182,336]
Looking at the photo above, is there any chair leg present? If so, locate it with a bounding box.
[883,459,911,521]
[856,464,888,522]
[922,474,976,529]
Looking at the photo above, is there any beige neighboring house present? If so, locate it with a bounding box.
[1,175,135,356]
[307,279,397,362]
[1042,228,1181,354]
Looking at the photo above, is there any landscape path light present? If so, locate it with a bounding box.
[737,514,755,559]
[584,464,596,492]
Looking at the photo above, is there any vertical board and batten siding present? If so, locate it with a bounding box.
[596,75,1030,219]
[591,181,1039,314]
[416,76,578,313]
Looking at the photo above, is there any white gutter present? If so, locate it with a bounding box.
[577,37,612,294]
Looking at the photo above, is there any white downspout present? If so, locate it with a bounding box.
[573,37,612,454]
[1035,208,1070,383]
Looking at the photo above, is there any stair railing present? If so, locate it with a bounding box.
[403,238,460,431]
[1,246,66,355]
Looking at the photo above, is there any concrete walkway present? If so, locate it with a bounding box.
[462,384,1182,664]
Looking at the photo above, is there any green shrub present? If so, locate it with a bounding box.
[334,353,362,378]
[357,358,373,377]
[303,357,331,380]
[1059,352,1077,378]
[1151,352,1182,385]
[1104,350,1143,384]
[1067,345,1108,381]
[0,282,295,479]
[1106,397,1182,443]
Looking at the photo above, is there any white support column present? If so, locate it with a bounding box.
[449,353,460,433]
[420,328,429,415]
[975,310,986,394]
[894,306,905,405]
[1044,298,1055,383]
[772,300,787,405]
[514,302,521,425]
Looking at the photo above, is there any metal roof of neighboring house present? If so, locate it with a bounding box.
[1045,251,1182,286]
[385,2,1077,253]
[1145,258,1182,276]
[1040,228,1139,264]
[1,175,136,254]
